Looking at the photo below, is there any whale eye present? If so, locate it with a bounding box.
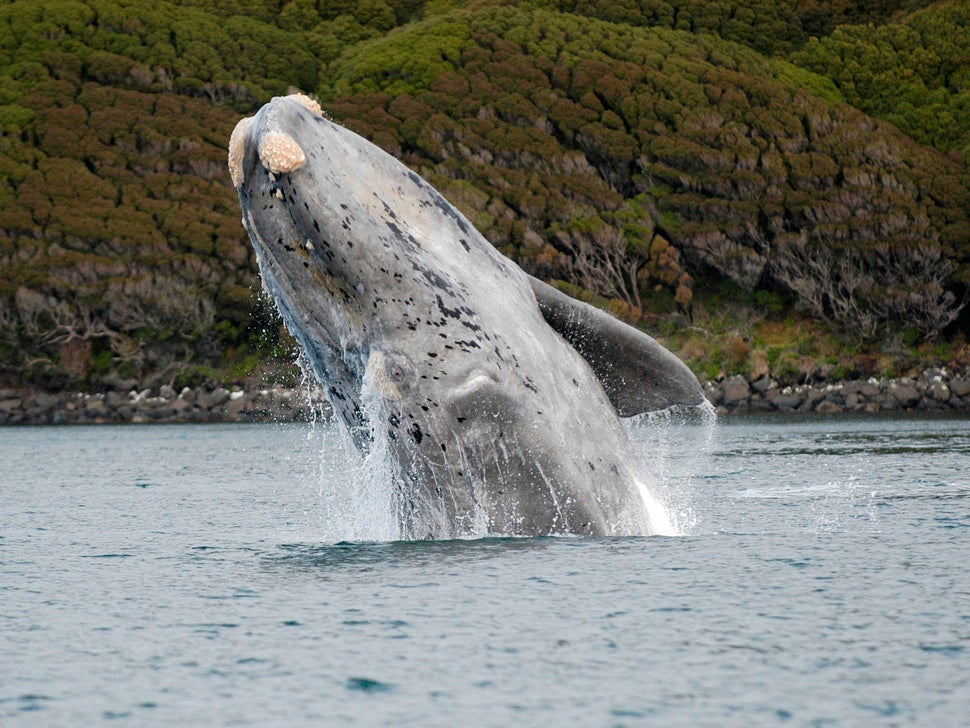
[383,353,414,386]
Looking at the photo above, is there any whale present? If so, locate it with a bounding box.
[228,94,704,538]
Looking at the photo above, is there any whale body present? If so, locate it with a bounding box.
[229,94,704,538]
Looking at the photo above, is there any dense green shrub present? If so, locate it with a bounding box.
[0,0,965,387]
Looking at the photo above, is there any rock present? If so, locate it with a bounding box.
[750,377,775,395]
[34,392,62,409]
[891,384,921,408]
[950,379,970,398]
[721,375,751,406]
[797,389,823,413]
[767,388,802,410]
[105,390,127,408]
[703,382,723,406]
[84,398,107,414]
[816,400,844,414]
[821,384,844,406]
[226,396,247,416]
[159,384,176,399]
[749,395,773,412]
[200,387,230,409]
[930,381,950,403]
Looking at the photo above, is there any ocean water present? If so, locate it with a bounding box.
[1,414,968,726]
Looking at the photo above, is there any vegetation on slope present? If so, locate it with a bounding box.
[791,1,970,164]
[324,6,968,332]
[0,0,967,391]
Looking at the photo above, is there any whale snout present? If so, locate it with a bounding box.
[227,93,324,188]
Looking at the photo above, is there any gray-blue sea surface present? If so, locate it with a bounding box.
[1,415,968,726]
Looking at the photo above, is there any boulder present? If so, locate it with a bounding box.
[721,375,751,406]
[703,382,723,406]
[929,381,950,403]
[200,387,230,409]
[105,390,127,408]
[891,384,921,408]
[750,377,775,395]
[34,392,63,409]
[816,400,844,414]
[950,379,970,398]
[767,388,802,410]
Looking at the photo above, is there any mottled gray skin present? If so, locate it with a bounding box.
[230,95,703,538]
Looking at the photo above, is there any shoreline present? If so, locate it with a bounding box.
[2,368,969,425]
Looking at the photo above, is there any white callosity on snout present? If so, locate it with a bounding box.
[258,131,306,175]
[227,116,252,188]
[289,92,323,117]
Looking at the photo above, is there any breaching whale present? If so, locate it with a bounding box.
[229,94,704,538]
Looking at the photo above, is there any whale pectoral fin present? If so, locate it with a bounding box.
[529,276,705,416]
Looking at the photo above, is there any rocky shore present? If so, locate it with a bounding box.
[1,368,969,425]
[0,384,329,426]
[704,368,970,416]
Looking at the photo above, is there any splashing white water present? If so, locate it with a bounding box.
[625,402,718,536]
[298,382,716,542]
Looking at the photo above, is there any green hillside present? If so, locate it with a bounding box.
[0,0,967,390]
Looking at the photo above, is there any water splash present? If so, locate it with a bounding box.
[295,376,716,541]
[625,403,718,536]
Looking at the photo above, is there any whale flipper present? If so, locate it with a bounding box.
[529,276,704,416]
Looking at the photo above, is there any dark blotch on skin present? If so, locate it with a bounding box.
[408,422,423,444]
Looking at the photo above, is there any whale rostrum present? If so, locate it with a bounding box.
[230,94,705,538]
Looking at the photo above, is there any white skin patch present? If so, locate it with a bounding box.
[227,116,252,187]
[258,131,306,175]
[365,350,402,402]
